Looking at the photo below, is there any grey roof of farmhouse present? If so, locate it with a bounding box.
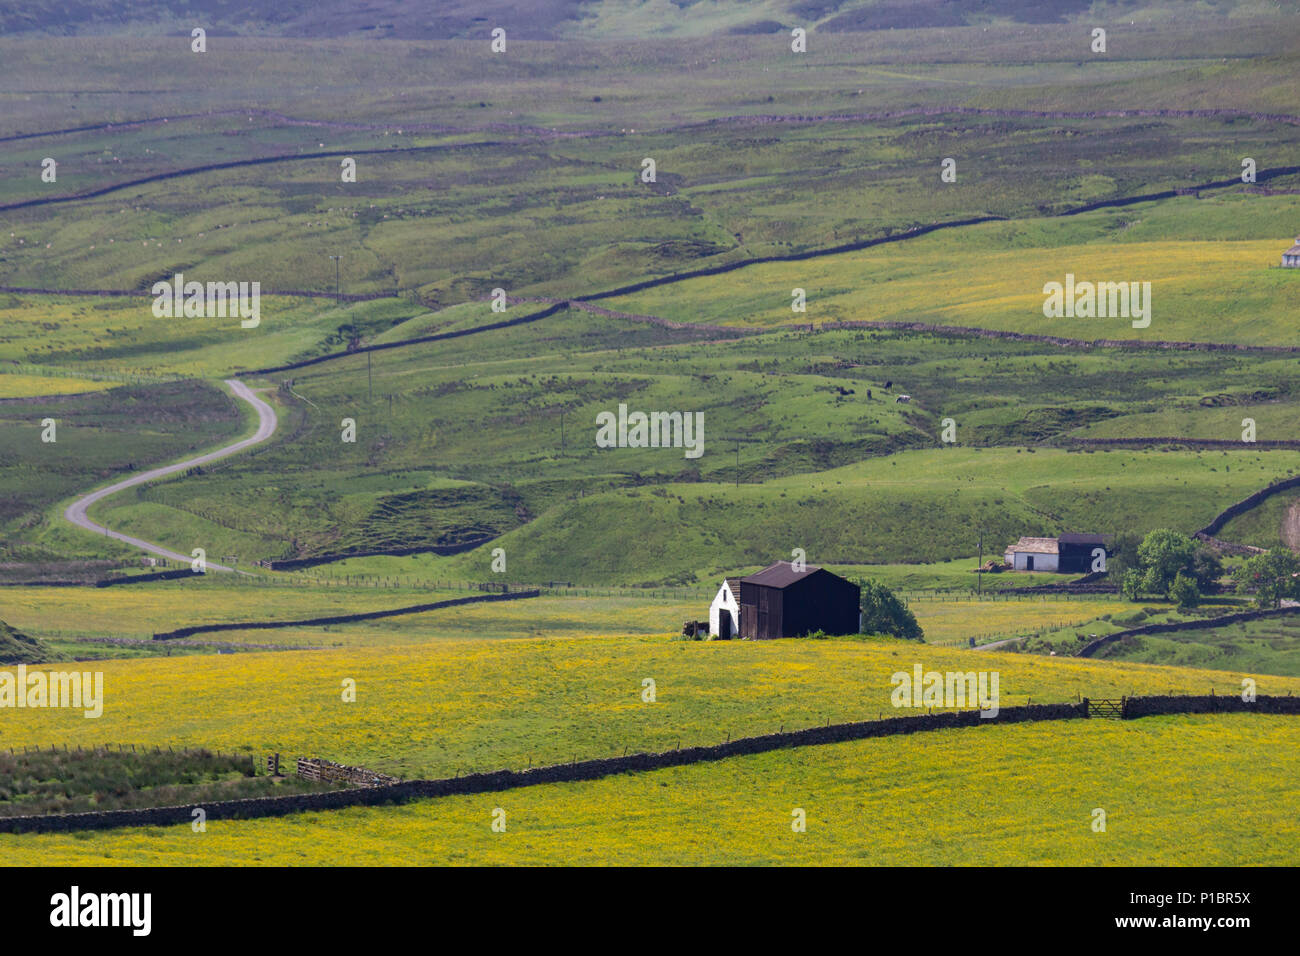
[1006,536,1059,554]
[742,561,824,589]
[1287,239,1300,256]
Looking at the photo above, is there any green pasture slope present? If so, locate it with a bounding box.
[1091,612,1300,678]
[2,11,1300,314]
[70,300,1300,577]
[1014,604,1300,679]
[0,379,245,567]
[601,191,1300,347]
[1216,490,1300,551]
[1,2,1298,591]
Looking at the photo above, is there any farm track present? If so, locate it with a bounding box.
[61,379,277,572]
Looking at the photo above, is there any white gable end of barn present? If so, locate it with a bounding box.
[710,578,740,639]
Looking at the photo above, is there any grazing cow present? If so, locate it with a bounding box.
[895,394,911,403]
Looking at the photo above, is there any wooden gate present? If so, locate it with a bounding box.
[1088,697,1125,719]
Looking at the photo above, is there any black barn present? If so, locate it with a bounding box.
[738,562,861,639]
[1056,533,1113,574]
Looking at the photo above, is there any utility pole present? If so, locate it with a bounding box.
[367,351,372,402]
[328,254,342,304]
[735,443,740,487]
[560,408,565,454]
[977,529,983,596]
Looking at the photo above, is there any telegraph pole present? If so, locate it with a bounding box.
[977,530,984,596]
[367,351,372,402]
[328,254,342,303]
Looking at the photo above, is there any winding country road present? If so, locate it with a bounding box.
[62,379,277,573]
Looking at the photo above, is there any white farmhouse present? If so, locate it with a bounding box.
[1003,536,1059,572]
[1284,237,1300,268]
[709,577,742,640]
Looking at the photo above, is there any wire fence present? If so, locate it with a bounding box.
[899,588,1117,604]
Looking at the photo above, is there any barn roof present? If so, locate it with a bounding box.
[725,577,741,596]
[1006,536,1059,554]
[1287,238,1300,256]
[1058,532,1113,545]
[742,560,835,589]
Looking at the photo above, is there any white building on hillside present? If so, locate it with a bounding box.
[1004,536,1059,572]
[1284,237,1300,268]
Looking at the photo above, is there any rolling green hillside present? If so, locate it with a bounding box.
[0,620,49,664]
[0,379,245,565]
[1088,612,1300,677]
[52,300,1300,574]
[426,447,1298,584]
[604,193,1300,347]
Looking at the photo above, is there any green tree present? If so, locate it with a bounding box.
[1190,545,1224,592]
[1106,531,1143,579]
[1169,571,1200,610]
[858,579,923,641]
[1120,568,1144,601]
[1137,529,1199,598]
[1233,548,1300,609]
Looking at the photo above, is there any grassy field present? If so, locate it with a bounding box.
[908,594,1135,646]
[1,633,1292,781]
[0,580,470,641]
[2,713,1293,865]
[0,294,419,379]
[604,193,1300,347]
[0,379,245,565]
[86,441,1299,585]
[1088,611,1300,678]
[0,575,1135,651]
[72,307,1300,579]
[1,22,1297,364]
[0,748,334,817]
[4,17,1300,575]
[1217,489,1300,551]
[407,446,1298,585]
[0,373,118,398]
